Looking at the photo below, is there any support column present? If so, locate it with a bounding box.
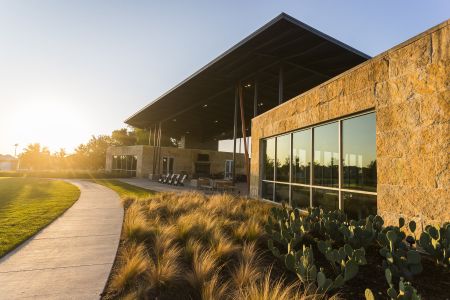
[152,124,157,175]
[232,84,239,182]
[156,122,162,175]
[148,128,152,146]
[239,84,250,194]
[253,78,258,118]
[278,64,284,104]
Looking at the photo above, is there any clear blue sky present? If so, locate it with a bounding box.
[0,0,448,155]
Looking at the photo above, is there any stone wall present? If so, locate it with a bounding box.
[106,145,246,178]
[250,20,449,227]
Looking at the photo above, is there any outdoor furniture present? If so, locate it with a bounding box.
[214,179,235,193]
[165,174,176,184]
[162,173,173,184]
[198,178,214,192]
[158,174,168,183]
[169,174,180,185]
[174,174,187,186]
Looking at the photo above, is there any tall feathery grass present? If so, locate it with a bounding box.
[104,191,331,300]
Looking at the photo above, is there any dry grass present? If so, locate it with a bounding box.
[235,270,303,300]
[185,248,221,291]
[110,242,149,292]
[231,242,263,290]
[103,191,330,300]
[123,203,149,241]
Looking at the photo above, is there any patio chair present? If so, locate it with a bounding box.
[158,174,168,183]
[169,174,180,185]
[174,174,187,186]
[162,173,172,184]
[199,178,214,192]
[215,180,235,193]
[165,173,176,184]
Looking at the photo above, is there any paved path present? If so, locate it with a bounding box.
[118,178,248,196]
[0,180,123,300]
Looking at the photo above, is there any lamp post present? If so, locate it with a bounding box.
[14,144,18,157]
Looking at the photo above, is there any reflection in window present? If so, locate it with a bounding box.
[276,135,290,182]
[313,123,339,187]
[262,181,274,201]
[292,129,311,184]
[263,138,275,180]
[343,192,377,220]
[312,188,338,211]
[343,113,377,192]
[275,183,290,203]
[292,185,310,210]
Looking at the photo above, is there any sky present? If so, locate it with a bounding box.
[0,0,448,156]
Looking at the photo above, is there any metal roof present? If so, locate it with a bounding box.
[125,13,369,141]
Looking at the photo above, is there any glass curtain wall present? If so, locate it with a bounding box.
[112,155,138,177]
[261,112,377,219]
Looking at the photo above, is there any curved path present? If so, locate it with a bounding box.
[0,180,123,300]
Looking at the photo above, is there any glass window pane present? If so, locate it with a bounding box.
[275,183,290,203]
[292,129,311,184]
[262,138,275,180]
[312,188,338,211]
[313,123,339,187]
[343,192,377,220]
[292,185,310,210]
[276,134,290,182]
[262,181,274,201]
[343,113,377,192]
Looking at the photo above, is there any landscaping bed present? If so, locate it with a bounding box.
[102,190,450,299]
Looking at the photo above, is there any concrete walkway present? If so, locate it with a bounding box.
[118,178,249,196]
[0,180,123,300]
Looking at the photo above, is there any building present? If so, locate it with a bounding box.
[107,13,368,180]
[107,13,449,226]
[105,145,245,179]
[0,155,18,171]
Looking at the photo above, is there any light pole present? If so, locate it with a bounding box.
[14,144,19,157]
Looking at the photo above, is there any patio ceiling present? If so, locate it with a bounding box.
[125,13,369,142]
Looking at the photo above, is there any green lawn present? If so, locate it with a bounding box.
[92,179,155,199]
[0,178,80,257]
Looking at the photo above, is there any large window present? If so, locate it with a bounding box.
[261,112,377,219]
[112,155,137,177]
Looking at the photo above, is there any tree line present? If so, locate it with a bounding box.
[18,128,149,171]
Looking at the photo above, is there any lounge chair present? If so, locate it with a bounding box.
[158,174,168,183]
[168,174,179,185]
[174,174,187,186]
[165,173,176,184]
[162,173,173,184]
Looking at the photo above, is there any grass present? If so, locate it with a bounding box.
[0,177,80,257]
[101,187,330,300]
[92,179,155,199]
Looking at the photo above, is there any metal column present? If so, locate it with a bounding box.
[253,78,258,118]
[232,84,239,182]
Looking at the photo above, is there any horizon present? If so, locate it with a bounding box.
[1,0,448,156]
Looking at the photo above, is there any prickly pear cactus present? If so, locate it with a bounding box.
[418,223,450,266]
[378,220,423,280]
[384,268,421,300]
[316,239,366,291]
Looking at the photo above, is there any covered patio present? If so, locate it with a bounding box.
[122,13,369,192]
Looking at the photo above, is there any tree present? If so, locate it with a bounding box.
[112,128,136,146]
[72,135,114,170]
[18,143,51,170]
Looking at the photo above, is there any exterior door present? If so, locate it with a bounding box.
[162,157,175,174]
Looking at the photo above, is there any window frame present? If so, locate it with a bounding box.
[260,111,377,214]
